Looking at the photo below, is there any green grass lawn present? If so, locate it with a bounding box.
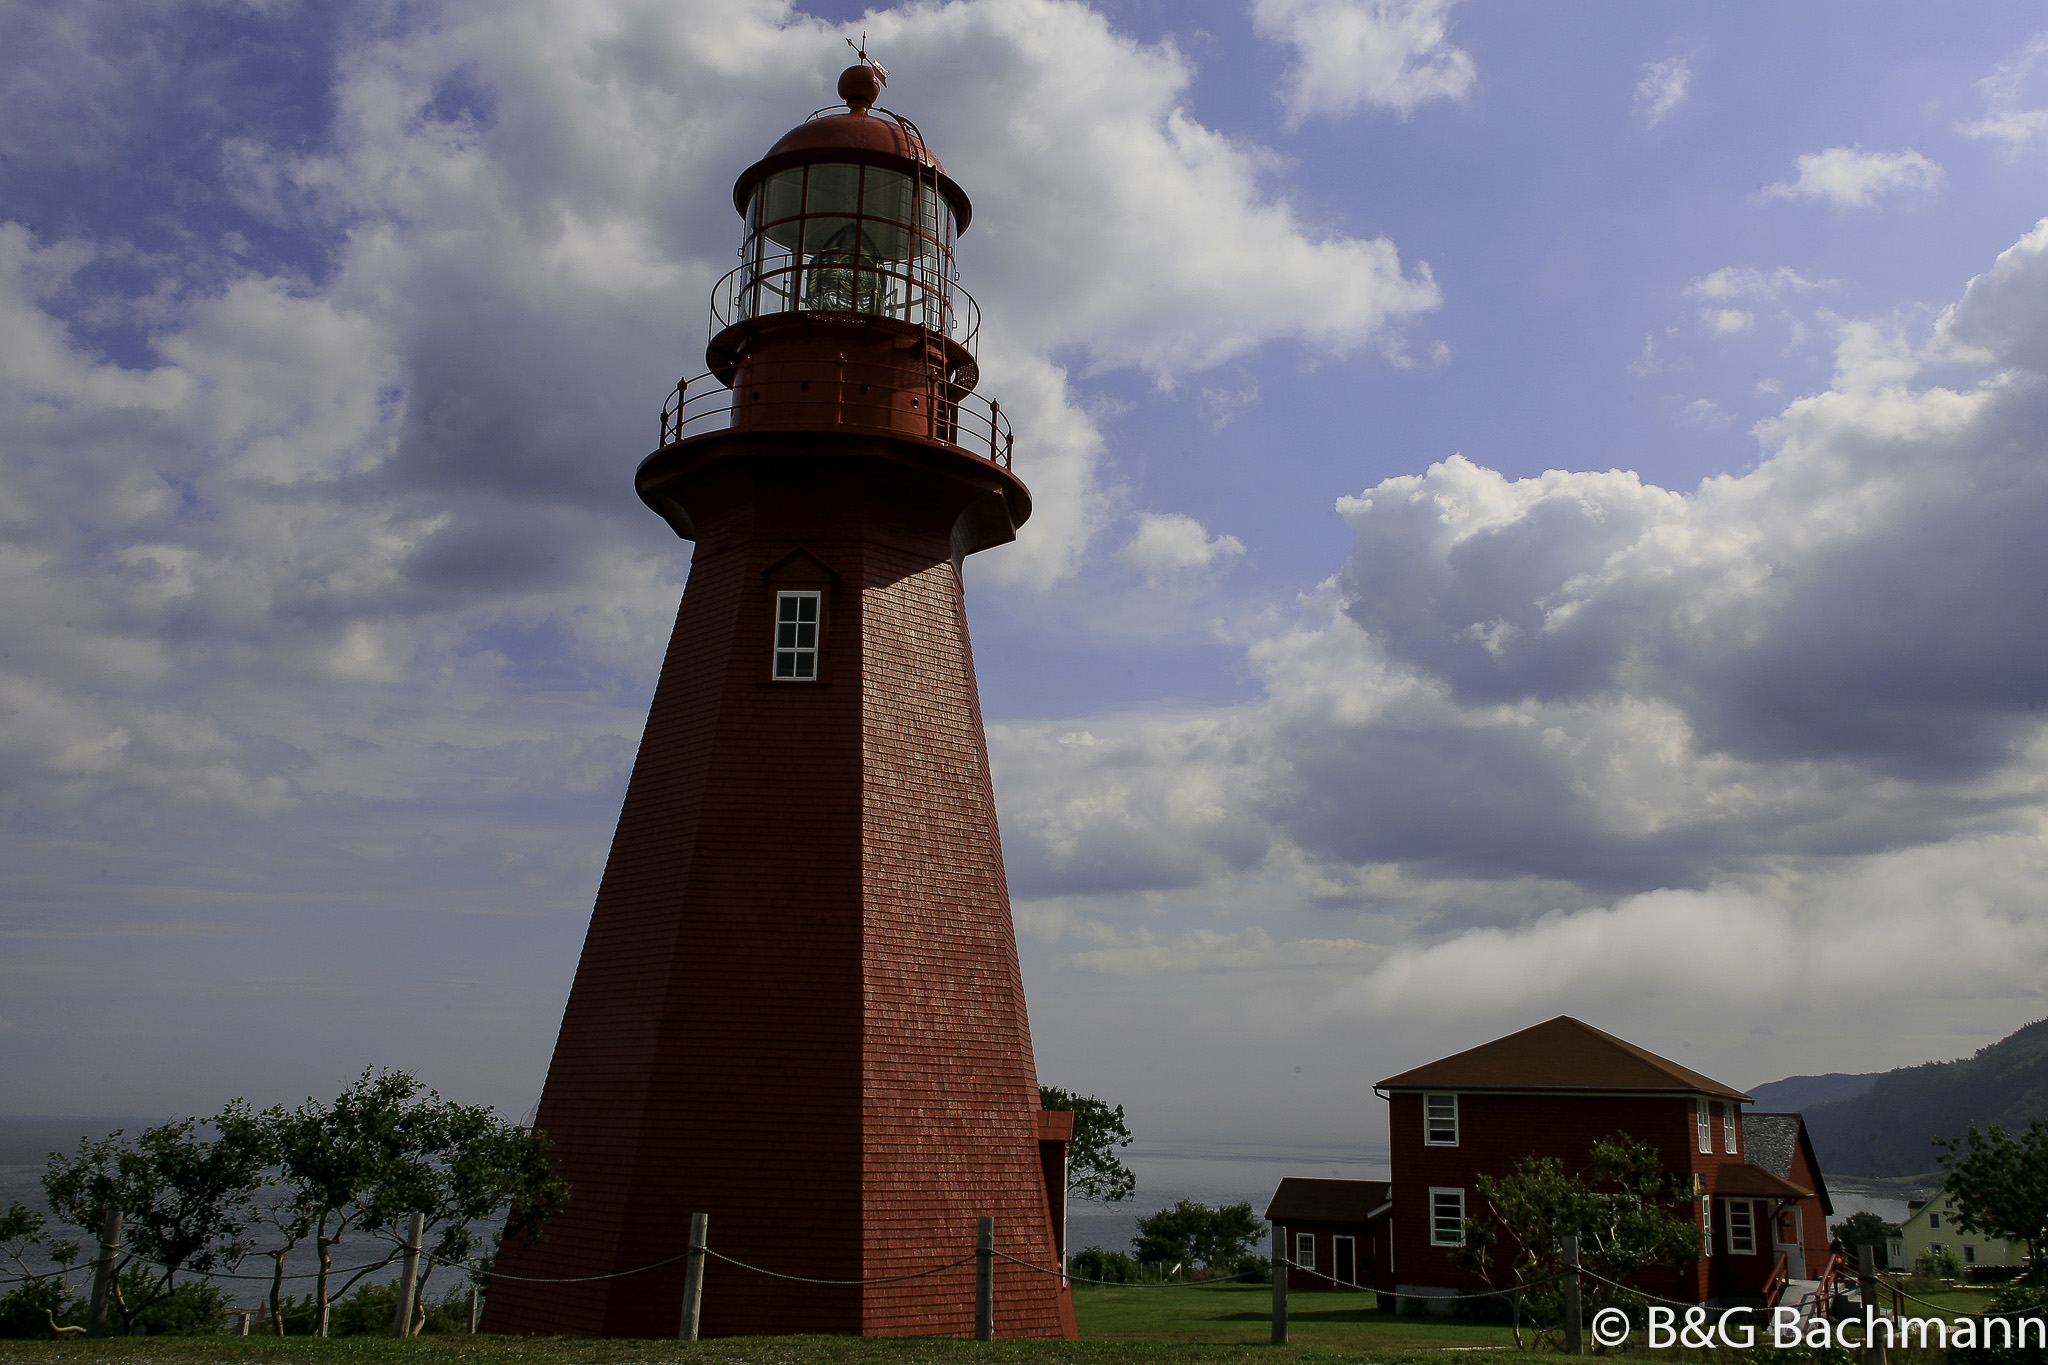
[1074,1280,1519,1349]
[0,1288,1541,1365]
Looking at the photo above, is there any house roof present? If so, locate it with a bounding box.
[1265,1177,1393,1224]
[1376,1016,1750,1100]
[1743,1112,1834,1217]
[1712,1161,1813,1200]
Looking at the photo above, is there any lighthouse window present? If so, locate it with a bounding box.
[773,591,821,680]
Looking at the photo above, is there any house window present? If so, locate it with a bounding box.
[1724,1200,1756,1254]
[1430,1188,1465,1247]
[1695,1098,1712,1154]
[1964,1246,1977,1265]
[1721,1101,1738,1154]
[1699,1187,1712,1254]
[1929,1242,1944,1254]
[773,591,821,679]
[1928,1213,1941,1230]
[1295,1231,1315,1270]
[1425,1093,1458,1146]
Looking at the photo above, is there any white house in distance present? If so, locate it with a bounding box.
[1891,1184,2027,1271]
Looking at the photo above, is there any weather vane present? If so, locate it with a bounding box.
[847,34,887,85]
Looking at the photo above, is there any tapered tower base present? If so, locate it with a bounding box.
[481,435,1073,1338]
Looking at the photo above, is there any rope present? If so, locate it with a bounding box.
[1875,1273,2041,1322]
[994,1249,1270,1290]
[421,1248,694,1285]
[1577,1267,1721,1311]
[700,1247,975,1286]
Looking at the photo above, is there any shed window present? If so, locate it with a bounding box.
[1430,1187,1465,1247]
[773,591,821,679]
[1425,1093,1458,1146]
[1294,1231,1315,1271]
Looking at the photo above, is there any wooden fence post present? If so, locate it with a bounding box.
[1560,1234,1583,1355]
[679,1212,709,1341]
[1856,1244,1887,1365]
[1271,1224,1289,1345]
[974,1216,994,1341]
[469,1282,480,1334]
[390,1211,424,1338]
[85,1208,123,1339]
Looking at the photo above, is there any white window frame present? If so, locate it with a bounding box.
[1720,1101,1738,1154]
[1425,1092,1459,1146]
[1722,1199,1756,1255]
[773,590,822,680]
[1699,1183,1712,1255]
[1430,1187,1466,1247]
[1964,1245,1977,1265]
[1695,1097,1713,1154]
[1928,1212,1942,1230]
[1294,1231,1315,1271]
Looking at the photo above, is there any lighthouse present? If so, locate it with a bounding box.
[480,59,1076,1339]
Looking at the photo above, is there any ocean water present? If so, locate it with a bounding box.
[1067,1140,1392,1257]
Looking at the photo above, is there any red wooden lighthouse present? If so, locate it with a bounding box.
[480,60,1075,1339]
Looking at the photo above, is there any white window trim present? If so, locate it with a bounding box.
[1429,1187,1466,1247]
[773,589,822,681]
[1695,1097,1713,1154]
[1294,1231,1315,1271]
[1722,1199,1757,1255]
[1424,1092,1459,1147]
[1720,1101,1738,1154]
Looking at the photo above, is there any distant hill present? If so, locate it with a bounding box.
[1747,1072,1881,1113]
[1799,1018,2048,1177]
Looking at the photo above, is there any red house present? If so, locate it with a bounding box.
[1372,1017,1833,1310]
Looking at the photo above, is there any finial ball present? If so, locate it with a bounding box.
[838,63,883,111]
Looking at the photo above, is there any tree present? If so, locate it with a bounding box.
[0,1203,81,1338]
[1038,1086,1136,1203]
[1831,1210,1901,1266]
[250,1069,565,1337]
[1936,1119,2048,1275]
[41,1117,266,1332]
[1457,1133,1702,1350]
[1132,1199,1265,1274]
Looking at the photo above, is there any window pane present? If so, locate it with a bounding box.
[760,169,805,250]
[806,162,860,216]
[863,168,914,224]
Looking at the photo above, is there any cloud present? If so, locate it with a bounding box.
[1962,32,2048,153]
[1119,512,1247,580]
[999,215,2048,952]
[1250,0,1476,125]
[1634,56,1690,127]
[1760,147,1942,207]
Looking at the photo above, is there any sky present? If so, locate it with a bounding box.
[4,0,2048,1155]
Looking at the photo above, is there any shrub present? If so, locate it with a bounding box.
[1917,1246,1965,1280]
[1070,1245,1142,1285]
[0,1279,83,1339]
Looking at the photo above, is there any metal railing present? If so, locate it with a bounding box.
[710,262,982,356]
[657,360,1012,471]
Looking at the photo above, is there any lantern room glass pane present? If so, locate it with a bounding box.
[759,169,805,248]
[863,168,914,225]
[807,163,860,216]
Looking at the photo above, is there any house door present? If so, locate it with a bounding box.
[1334,1236,1357,1286]
[1774,1209,1805,1278]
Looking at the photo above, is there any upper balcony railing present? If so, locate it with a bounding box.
[711,262,982,357]
[658,358,1012,471]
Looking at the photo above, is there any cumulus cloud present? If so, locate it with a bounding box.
[1119,512,1247,580]
[1634,56,1690,126]
[1962,32,2048,152]
[1250,0,1476,125]
[997,216,2048,1079]
[1761,146,1942,207]
[0,0,1442,827]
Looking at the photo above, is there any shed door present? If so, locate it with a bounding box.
[1334,1235,1357,1286]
